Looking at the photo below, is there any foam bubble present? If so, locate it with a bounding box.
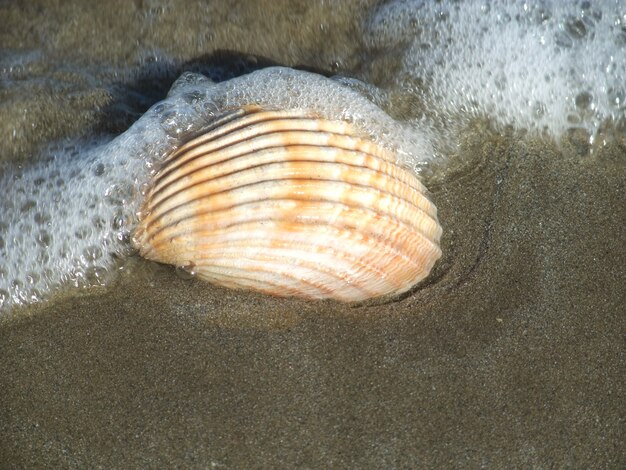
[164,67,435,168]
[367,0,626,142]
[0,67,434,311]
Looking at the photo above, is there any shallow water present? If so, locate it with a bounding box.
[1,1,624,468]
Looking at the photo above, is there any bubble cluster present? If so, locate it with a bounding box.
[0,67,435,311]
[0,105,177,309]
[0,138,136,307]
[367,0,626,142]
[160,67,435,169]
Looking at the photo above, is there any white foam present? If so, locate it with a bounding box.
[0,134,154,308]
[0,67,434,310]
[164,67,435,168]
[367,0,626,142]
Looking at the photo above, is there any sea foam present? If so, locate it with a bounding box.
[367,0,626,142]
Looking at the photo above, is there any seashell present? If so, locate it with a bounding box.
[133,105,442,302]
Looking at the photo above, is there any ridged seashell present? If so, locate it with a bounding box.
[134,106,442,301]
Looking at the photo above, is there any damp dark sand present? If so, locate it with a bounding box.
[1,1,625,468]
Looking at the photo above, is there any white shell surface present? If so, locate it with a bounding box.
[134,106,442,301]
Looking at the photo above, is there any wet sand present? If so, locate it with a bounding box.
[1,1,624,468]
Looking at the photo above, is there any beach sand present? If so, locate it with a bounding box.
[1,1,624,467]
